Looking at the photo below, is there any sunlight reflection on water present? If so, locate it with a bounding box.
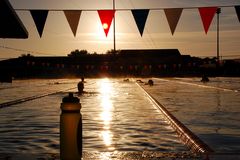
[81,79,186,152]
[99,78,115,151]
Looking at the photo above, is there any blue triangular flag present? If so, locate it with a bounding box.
[30,10,48,37]
[131,9,149,36]
[235,6,240,22]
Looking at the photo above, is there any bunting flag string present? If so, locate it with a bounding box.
[164,8,183,35]
[235,6,240,22]
[98,10,115,37]
[30,10,48,37]
[131,9,149,36]
[21,5,239,38]
[64,10,82,37]
[198,7,218,34]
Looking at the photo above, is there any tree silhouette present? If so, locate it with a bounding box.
[68,49,88,57]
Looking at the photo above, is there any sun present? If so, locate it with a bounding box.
[103,23,109,30]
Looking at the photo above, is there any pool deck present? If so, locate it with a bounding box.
[1,152,240,160]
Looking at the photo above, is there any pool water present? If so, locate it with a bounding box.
[1,77,239,154]
[141,77,240,153]
[0,78,187,154]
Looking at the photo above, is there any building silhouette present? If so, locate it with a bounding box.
[1,49,239,80]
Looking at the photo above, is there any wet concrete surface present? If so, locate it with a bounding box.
[1,151,240,160]
[0,151,200,160]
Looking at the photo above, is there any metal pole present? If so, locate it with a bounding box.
[113,0,116,53]
[216,8,221,67]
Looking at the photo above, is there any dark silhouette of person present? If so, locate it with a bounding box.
[123,78,129,82]
[136,79,144,83]
[145,79,154,86]
[78,77,84,94]
[201,75,209,82]
[148,79,154,86]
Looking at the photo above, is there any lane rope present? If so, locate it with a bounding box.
[136,82,214,154]
[0,81,97,109]
[154,78,239,92]
[0,87,76,109]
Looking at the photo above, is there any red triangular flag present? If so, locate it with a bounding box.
[164,8,183,35]
[199,7,218,34]
[97,10,115,37]
[64,10,82,37]
[30,10,48,38]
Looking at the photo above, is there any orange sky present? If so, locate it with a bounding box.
[0,0,240,59]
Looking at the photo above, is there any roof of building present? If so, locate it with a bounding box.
[119,49,181,57]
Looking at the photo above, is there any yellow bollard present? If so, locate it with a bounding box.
[60,93,82,160]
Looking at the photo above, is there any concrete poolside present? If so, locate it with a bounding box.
[0,151,202,160]
[1,152,240,160]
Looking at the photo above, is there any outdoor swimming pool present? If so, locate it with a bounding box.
[0,77,239,156]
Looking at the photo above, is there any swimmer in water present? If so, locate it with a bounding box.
[77,77,84,94]
[201,75,209,82]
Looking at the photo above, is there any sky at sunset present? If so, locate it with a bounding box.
[0,0,240,59]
